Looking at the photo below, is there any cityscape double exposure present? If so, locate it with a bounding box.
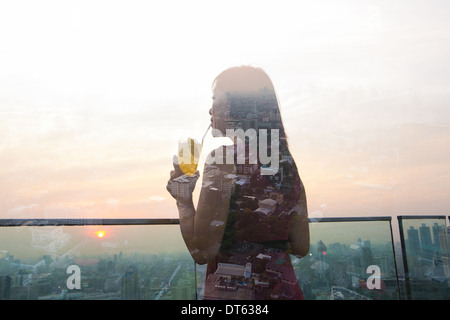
[1,1,450,303]
[0,225,196,300]
[1,218,448,300]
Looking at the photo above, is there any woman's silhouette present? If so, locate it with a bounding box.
[167,66,309,300]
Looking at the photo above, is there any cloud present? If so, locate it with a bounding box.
[6,204,39,216]
[105,198,120,205]
[149,196,166,202]
[354,181,396,191]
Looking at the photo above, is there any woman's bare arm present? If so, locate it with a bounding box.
[167,148,235,264]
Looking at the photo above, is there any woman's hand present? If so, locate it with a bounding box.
[166,155,199,202]
[168,155,184,180]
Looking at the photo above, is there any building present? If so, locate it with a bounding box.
[432,223,442,248]
[254,198,277,217]
[236,163,258,175]
[0,275,11,300]
[121,265,140,300]
[406,226,421,257]
[172,280,194,300]
[214,263,251,279]
[170,174,198,200]
[419,223,433,259]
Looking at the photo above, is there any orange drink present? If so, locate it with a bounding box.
[177,137,202,176]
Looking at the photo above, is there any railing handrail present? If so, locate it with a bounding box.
[309,216,392,222]
[1,215,446,227]
[0,216,399,227]
[0,218,180,226]
[397,215,448,220]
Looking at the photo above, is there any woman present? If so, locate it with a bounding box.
[167,66,309,300]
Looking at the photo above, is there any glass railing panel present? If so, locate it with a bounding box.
[294,218,400,300]
[398,216,450,300]
[195,218,400,300]
[0,224,195,300]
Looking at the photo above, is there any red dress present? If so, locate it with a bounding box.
[203,156,306,300]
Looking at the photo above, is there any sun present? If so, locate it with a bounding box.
[96,231,105,238]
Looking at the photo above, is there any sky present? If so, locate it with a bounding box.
[0,0,449,220]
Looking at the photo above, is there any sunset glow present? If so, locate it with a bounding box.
[0,1,448,221]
